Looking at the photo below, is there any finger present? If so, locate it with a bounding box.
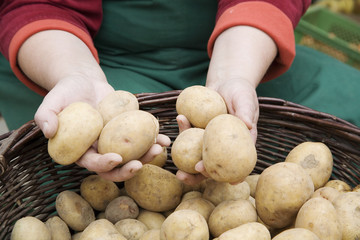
[176,170,207,186]
[249,124,258,144]
[34,99,60,139]
[176,115,192,133]
[76,147,123,172]
[97,160,143,182]
[139,144,163,164]
[194,161,210,178]
[156,134,171,147]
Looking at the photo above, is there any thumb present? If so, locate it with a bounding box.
[35,106,58,139]
[34,93,63,139]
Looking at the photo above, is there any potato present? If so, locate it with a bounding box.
[295,197,342,240]
[125,164,183,212]
[160,209,209,240]
[80,175,120,211]
[202,179,250,206]
[175,197,215,222]
[325,179,352,192]
[79,219,126,240]
[208,199,257,237]
[97,212,106,219]
[218,222,271,240]
[45,216,71,240]
[255,162,314,229]
[244,174,260,198]
[171,128,204,174]
[203,114,257,183]
[248,196,256,208]
[97,90,139,125]
[98,110,159,164]
[310,186,341,204]
[115,219,148,240]
[182,180,206,194]
[181,191,203,202]
[55,190,95,231]
[162,209,175,218]
[48,102,103,165]
[105,196,139,224]
[137,209,166,230]
[176,85,227,128]
[285,142,333,189]
[139,229,160,240]
[333,192,360,240]
[71,232,82,240]
[272,228,320,240]
[147,146,167,167]
[11,216,51,240]
[353,184,360,192]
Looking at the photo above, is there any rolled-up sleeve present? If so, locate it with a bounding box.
[208,0,311,82]
[0,1,103,95]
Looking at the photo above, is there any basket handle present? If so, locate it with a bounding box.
[0,121,37,176]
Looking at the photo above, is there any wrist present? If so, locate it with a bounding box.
[18,30,103,91]
[206,26,277,88]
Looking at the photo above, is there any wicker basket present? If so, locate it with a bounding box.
[1,90,360,239]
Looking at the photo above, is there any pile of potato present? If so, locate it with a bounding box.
[11,86,360,240]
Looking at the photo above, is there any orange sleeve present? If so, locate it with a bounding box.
[208,2,295,82]
[8,20,100,96]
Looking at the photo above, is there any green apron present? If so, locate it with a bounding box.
[0,0,359,130]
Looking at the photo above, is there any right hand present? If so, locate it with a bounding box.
[35,75,171,182]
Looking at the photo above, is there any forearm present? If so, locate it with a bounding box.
[18,30,106,91]
[206,26,277,88]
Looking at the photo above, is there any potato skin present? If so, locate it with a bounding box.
[137,210,166,230]
[114,219,148,240]
[202,114,257,183]
[79,219,126,240]
[160,210,209,240]
[55,190,95,232]
[295,197,342,240]
[310,186,341,204]
[98,110,159,164]
[105,196,139,224]
[175,197,215,222]
[80,175,120,211]
[202,179,250,206]
[285,142,333,189]
[97,90,139,125]
[245,174,260,198]
[218,222,271,240]
[125,164,183,212]
[208,199,257,237]
[325,179,352,192]
[11,216,51,240]
[45,216,71,240]
[176,85,227,128]
[255,162,314,229]
[171,128,204,174]
[147,146,167,167]
[272,228,320,240]
[139,229,160,240]
[333,192,360,240]
[48,102,103,165]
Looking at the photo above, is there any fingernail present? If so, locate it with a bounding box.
[195,163,202,172]
[243,117,253,129]
[42,122,50,138]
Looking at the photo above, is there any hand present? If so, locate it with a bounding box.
[175,115,208,185]
[175,115,243,186]
[205,26,277,142]
[34,75,171,182]
[207,78,259,143]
